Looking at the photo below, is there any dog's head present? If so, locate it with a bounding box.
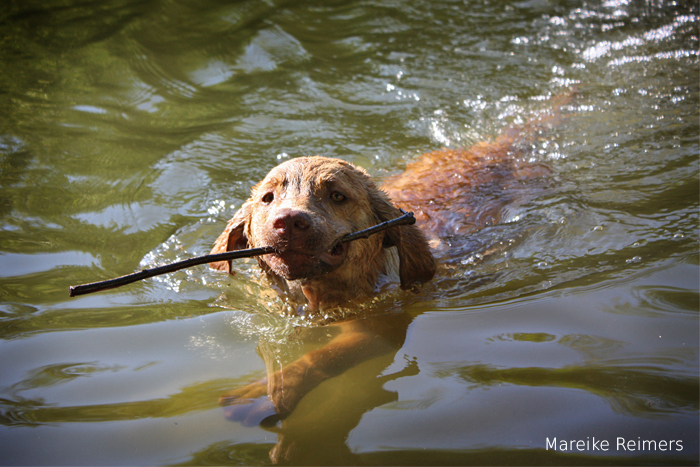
[210,156,435,311]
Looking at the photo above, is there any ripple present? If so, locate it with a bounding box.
[9,362,124,392]
[73,202,172,235]
[609,284,700,317]
[0,252,98,278]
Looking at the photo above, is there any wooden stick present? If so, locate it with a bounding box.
[69,210,415,297]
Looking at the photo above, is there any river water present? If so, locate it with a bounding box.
[0,0,697,465]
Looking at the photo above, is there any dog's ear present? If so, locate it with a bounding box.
[209,201,253,274]
[370,189,436,289]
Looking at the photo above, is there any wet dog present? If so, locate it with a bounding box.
[209,156,436,314]
[211,92,571,424]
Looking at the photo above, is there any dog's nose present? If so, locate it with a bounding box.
[272,209,311,238]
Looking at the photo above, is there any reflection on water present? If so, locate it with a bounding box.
[0,0,698,465]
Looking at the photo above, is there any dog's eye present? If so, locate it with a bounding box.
[330,191,346,203]
[261,192,274,204]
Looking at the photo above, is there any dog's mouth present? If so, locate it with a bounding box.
[319,240,347,266]
[264,238,348,280]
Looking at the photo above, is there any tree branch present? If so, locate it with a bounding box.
[69,210,415,297]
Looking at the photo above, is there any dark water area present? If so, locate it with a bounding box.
[0,0,698,465]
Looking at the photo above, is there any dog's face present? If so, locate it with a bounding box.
[247,157,381,281]
[210,156,435,312]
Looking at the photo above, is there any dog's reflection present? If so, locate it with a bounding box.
[220,310,416,464]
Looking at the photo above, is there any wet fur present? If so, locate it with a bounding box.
[210,156,435,313]
[211,92,573,425]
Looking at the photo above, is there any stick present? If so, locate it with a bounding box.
[69,210,415,297]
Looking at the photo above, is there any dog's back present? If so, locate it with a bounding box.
[383,91,574,240]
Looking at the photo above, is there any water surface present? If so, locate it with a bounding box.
[0,0,698,465]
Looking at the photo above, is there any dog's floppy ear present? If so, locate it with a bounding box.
[370,189,436,289]
[209,201,253,274]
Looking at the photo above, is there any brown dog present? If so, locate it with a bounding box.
[209,157,436,313]
[211,92,571,424]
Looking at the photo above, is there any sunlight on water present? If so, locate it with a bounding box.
[0,0,697,465]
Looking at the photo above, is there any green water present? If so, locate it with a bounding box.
[1,0,698,465]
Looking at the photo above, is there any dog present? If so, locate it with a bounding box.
[210,92,571,425]
[209,156,436,313]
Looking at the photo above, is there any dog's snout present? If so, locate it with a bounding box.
[272,209,311,238]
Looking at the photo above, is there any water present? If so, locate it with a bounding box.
[0,0,697,464]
